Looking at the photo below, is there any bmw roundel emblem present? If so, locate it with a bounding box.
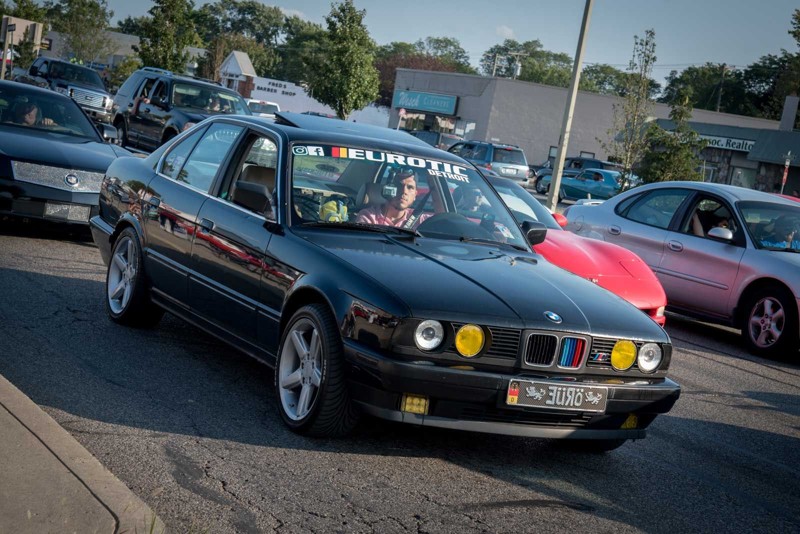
[64,173,80,187]
[544,311,562,323]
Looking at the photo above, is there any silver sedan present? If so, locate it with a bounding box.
[564,181,800,358]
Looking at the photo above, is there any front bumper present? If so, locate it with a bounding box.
[344,340,680,440]
[0,178,98,225]
[89,215,114,265]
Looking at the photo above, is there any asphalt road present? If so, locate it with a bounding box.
[1,222,798,533]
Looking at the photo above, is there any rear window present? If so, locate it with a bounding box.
[492,148,526,165]
[248,102,279,115]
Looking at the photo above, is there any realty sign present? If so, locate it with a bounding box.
[699,135,755,152]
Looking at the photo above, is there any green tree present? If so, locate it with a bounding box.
[374,45,461,106]
[112,15,149,36]
[639,92,707,183]
[414,36,475,74]
[45,0,115,64]
[306,0,378,120]
[9,0,47,20]
[14,27,37,70]
[600,29,658,190]
[136,0,199,72]
[272,15,328,83]
[772,8,800,126]
[194,0,284,46]
[659,63,753,115]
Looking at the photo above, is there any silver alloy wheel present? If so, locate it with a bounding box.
[278,318,323,421]
[107,236,136,315]
[748,296,785,348]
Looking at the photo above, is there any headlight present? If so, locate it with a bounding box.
[637,343,662,373]
[455,324,484,358]
[182,122,196,131]
[414,320,444,351]
[611,340,636,371]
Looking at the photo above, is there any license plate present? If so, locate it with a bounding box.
[502,168,517,175]
[506,379,608,413]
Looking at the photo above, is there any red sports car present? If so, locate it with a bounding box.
[487,175,667,325]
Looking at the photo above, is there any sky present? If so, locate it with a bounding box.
[104,0,799,87]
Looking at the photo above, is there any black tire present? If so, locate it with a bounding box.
[535,177,547,194]
[559,438,628,453]
[741,284,799,358]
[105,227,163,328]
[275,303,360,437]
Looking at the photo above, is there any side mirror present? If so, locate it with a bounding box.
[552,212,568,228]
[234,181,271,215]
[521,220,547,246]
[707,227,734,241]
[99,123,118,143]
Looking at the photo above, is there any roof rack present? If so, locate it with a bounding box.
[141,67,173,76]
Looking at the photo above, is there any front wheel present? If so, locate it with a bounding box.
[741,284,798,358]
[275,304,359,437]
[535,178,547,194]
[106,228,163,327]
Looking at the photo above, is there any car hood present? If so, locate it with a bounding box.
[534,230,666,311]
[302,231,667,339]
[0,128,117,172]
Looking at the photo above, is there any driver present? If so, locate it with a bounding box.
[355,168,442,229]
[760,215,800,249]
[12,102,56,127]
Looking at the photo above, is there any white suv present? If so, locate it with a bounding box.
[246,99,280,118]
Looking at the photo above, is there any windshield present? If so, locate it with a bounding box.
[489,178,562,230]
[172,83,250,114]
[48,63,104,89]
[248,101,279,115]
[492,148,526,165]
[740,200,800,251]
[0,84,101,140]
[290,144,529,249]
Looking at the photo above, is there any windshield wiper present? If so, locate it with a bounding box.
[459,236,528,252]
[300,221,421,237]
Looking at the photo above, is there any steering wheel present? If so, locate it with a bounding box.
[416,212,495,240]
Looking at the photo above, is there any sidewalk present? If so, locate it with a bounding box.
[0,374,165,534]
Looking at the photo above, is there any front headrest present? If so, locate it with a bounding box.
[240,165,276,191]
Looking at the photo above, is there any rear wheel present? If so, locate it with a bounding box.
[741,284,798,358]
[106,228,163,327]
[535,178,547,194]
[275,304,359,437]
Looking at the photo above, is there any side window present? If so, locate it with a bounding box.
[137,78,158,101]
[38,61,49,76]
[150,81,167,104]
[622,189,691,229]
[471,144,488,161]
[161,128,205,179]
[683,196,737,238]
[449,143,466,156]
[174,123,244,192]
[225,134,279,220]
[117,73,141,98]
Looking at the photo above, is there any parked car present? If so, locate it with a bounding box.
[485,174,666,325]
[14,57,113,124]
[90,112,679,450]
[246,99,280,119]
[535,157,624,193]
[448,140,530,184]
[407,130,464,151]
[0,80,127,225]
[111,67,251,152]
[537,168,623,201]
[564,181,800,358]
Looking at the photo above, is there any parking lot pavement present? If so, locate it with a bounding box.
[0,369,163,533]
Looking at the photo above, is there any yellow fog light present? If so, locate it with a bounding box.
[611,340,636,371]
[401,394,429,415]
[621,414,639,429]
[455,324,484,357]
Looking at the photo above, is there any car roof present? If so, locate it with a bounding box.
[136,68,226,90]
[638,181,798,205]
[224,112,468,164]
[471,140,521,149]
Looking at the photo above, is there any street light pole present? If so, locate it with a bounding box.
[546,0,594,212]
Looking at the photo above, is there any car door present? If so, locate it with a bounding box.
[137,80,169,151]
[127,76,158,148]
[189,129,277,346]
[603,188,694,272]
[659,194,745,317]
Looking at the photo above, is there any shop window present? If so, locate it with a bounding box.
[580,151,595,158]
[548,146,558,158]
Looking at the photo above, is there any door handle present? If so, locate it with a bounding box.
[667,240,683,252]
[147,197,161,208]
[608,225,621,235]
[127,102,134,108]
[143,107,152,113]
[199,218,215,232]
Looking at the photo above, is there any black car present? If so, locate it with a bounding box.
[448,140,530,184]
[15,57,113,125]
[90,112,679,451]
[111,67,251,153]
[0,80,128,225]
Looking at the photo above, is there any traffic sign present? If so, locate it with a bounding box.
[7,24,15,32]
[398,107,406,118]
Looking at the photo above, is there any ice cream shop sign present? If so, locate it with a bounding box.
[392,90,458,116]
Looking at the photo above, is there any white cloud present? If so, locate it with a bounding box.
[496,25,515,40]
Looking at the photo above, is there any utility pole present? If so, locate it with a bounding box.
[508,52,528,80]
[492,54,500,77]
[715,63,726,113]
[546,0,594,212]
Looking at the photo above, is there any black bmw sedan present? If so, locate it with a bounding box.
[0,80,129,225]
[91,112,680,452]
